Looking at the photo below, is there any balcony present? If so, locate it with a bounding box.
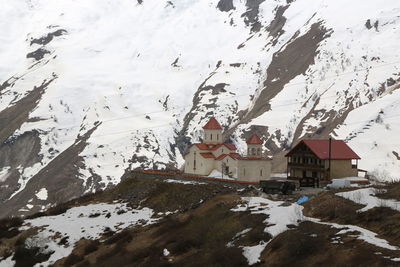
[288,162,325,169]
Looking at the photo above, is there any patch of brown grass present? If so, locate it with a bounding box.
[263,221,396,267]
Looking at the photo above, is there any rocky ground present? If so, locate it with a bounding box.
[1,174,400,267]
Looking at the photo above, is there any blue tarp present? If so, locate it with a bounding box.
[296,195,310,205]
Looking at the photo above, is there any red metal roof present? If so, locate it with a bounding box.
[246,134,263,144]
[215,153,241,161]
[200,152,215,159]
[194,143,210,150]
[215,154,227,160]
[203,117,223,130]
[286,139,361,160]
[193,143,236,151]
[229,153,241,159]
[222,143,237,150]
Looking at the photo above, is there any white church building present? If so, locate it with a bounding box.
[183,117,272,182]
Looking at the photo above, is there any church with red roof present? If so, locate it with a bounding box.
[183,117,272,182]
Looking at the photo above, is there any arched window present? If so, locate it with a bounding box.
[257,148,261,155]
[210,134,213,140]
[252,148,256,155]
[260,169,263,176]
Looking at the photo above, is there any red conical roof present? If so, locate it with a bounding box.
[246,134,263,144]
[203,117,223,130]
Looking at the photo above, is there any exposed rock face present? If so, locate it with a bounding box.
[1,0,400,217]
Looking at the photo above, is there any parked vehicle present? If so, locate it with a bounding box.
[260,180,296,195]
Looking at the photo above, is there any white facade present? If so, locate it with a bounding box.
[183,118,272,182]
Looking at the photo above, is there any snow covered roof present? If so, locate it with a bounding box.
[286,139,361,160]
[203,117,223,130]
[246,134,263,145]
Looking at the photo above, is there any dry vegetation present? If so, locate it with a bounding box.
[3,177,400,267]
[53,194,269,267]
[303,191,400,246]
[261,222,397,267]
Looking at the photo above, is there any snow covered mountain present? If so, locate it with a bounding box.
[1,0,400,217]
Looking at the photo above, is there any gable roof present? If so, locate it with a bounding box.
[203,117,223,130]
[286,139,360,160]
[216,153,241,161]
[200,152,215,159]
[246,134,263,145]
[193,143,236,151]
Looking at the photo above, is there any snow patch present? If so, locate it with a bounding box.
[35,188,48,201]
[208,169,235,180]
[0,166,11,182]
[336,187,400,212]
[164,179,206,185]
[21,202,157,266]
[163,248,170,256]
[232,197,304,265]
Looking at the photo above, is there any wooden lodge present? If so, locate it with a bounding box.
[285,139,360,187]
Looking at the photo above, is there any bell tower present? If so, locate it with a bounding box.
[246,134,263,156]
[202,117,223,144]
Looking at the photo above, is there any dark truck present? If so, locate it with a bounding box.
[260,180,296,195]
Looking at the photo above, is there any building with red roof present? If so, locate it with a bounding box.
[285,139,361,186]
[184,117,272,182]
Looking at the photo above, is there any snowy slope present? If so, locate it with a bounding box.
[1,0,400,217]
